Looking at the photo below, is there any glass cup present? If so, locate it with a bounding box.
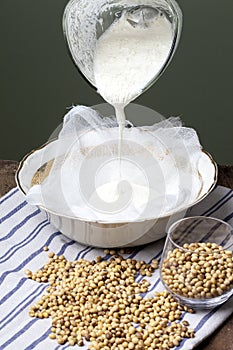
[63,0,182,95]
[160,216,233,308]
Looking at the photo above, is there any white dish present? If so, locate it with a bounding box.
[16,141,217,247]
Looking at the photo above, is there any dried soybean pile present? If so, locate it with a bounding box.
[25,249,195,350]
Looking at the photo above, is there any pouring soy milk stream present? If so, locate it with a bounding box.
[91,6,175,208]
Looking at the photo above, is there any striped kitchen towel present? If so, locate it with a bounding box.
[0,186,232,350]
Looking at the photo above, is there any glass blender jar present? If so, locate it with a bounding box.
[63,0,182,98]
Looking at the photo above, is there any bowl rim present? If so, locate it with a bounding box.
[15,141,218,224]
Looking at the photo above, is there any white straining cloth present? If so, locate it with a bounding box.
[26,106,203,223]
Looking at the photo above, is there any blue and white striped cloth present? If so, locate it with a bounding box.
[0,186,232,350]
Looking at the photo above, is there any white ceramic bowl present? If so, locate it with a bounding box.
[16,141,217,247]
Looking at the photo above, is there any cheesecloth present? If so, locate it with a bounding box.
[26,105,203,223]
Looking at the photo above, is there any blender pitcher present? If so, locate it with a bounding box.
[63,0,182,98]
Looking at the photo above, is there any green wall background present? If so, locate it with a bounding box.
[0,0,232,163]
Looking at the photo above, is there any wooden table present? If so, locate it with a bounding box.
[0,160,232,350]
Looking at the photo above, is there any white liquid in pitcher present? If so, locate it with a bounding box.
[92,6,173,212]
